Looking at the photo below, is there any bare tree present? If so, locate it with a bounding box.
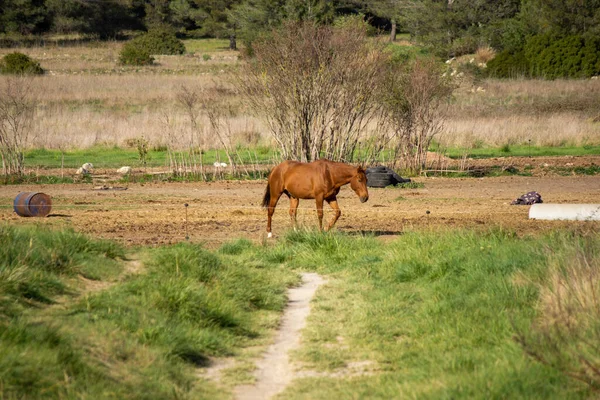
[201,88,237,175]
[175,86,205,178]
[0,77,37,177]
[381,57,454,173]
[237,20,387,163]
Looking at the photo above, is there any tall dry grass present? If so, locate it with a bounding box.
[1,43,599,152]
[443,78,600,148]
[516,240,600,391]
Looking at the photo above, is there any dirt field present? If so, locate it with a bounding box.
[1,156,599,248]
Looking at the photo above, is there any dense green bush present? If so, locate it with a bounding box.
[487,50,530,78]
[118,28,185,65]
[450,34,479,57]
[118,42,155,66]
[129,29,186,55]
[489,34,600,79]
[0,52,44,75]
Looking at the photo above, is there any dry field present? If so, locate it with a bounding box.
[2,161,599,248]
[1,41,600,151]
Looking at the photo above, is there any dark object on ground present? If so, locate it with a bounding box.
[366,166,411,188]
[511,191,543,205]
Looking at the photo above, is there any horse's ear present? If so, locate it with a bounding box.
[357,166,365,173]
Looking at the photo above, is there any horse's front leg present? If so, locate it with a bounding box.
[315,196,324,231]
[325,197,341,231]
[289,197,299,230]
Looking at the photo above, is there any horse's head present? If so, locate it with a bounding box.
[350,167,369,203]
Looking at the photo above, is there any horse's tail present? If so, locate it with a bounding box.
[262,182,271,208]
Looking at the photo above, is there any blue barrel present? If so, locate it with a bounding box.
[13,192,52,217]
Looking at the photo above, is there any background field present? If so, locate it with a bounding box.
[1,39,599,173]
[2,37,600,400]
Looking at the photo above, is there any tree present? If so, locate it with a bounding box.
[368,0,418,42]
[380,57,454,173]
[144,0,173,28]
[0,0,49,35]
[0,77,37,177]
[237,20,387,162]
[404,0,521,56]
[521,0,600,39]
[228,0,287,47]
[46,0,140,38]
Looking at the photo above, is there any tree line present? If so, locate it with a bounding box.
[1,0,599,58]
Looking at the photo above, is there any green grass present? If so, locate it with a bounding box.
[18,144,599,176]
[443,145,600,159]
[0,225,124,316]
[183,39,233,54]
[256,228,595,399]
[2,226,599,398]
[0,228,298,399]
[23,145,278,170]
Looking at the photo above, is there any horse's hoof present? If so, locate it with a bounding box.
[267,232,273,238]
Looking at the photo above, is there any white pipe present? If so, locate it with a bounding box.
[529,204,600,221]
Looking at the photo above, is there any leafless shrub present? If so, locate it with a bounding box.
[237,20,387,163]
[515,243,600,391]
[0,77,37,176]
[201,87,237,175]
[381,57,455,173]
[174,87,205,178]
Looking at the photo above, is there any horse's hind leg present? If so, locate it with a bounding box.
[289,197,299,230]
[267,190,283,238]
[325,197,341,231]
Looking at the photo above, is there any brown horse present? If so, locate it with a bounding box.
[262,159,369,237]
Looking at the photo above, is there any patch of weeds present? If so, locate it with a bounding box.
[394,196,407,201]
[1,174,74,185]
[391,182,425,189]
[574,165,600,175]
[500,143,511,153]
[219,239,254,256]
[549,165,600,176]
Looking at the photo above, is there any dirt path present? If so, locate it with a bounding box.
[234,273,326,400]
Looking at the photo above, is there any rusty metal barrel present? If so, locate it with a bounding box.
[13,192,52,217]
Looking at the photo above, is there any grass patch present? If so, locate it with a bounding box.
[0,230,298,399]
[3,226,599,398]
[1,173,75,185]
[183,39,233,54]
[444,145,600,159]
[254,229,596,399]
[549,165,600,176]
[0,225,124,316]
[23,145,278,170]
[391,181,425,189]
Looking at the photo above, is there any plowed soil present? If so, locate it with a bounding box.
[2,156,599,248]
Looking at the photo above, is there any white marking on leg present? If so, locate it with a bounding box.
[268,232,273,238]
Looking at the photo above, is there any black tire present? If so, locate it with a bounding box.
[367,172,394,187]
[367,181,393,188]
[367,172,394,179]
[366,166,388,174]
[391,172,411,184]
